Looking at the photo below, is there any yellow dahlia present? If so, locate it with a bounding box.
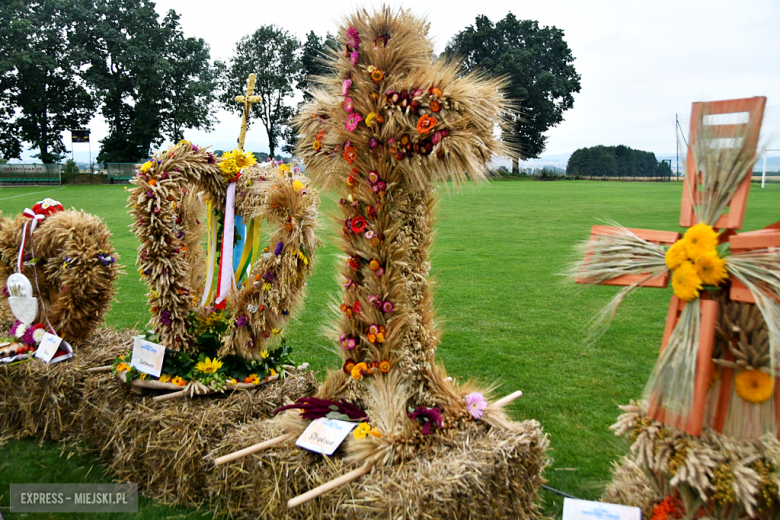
[735,369,774,404]
[683,223,718,260]
[195,357,223,374]
[695,250,729,286]
[665,240,688,270]
[671,261,702,302]
[353,422,371,439]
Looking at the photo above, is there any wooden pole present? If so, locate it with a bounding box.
[287,461,373,509]
[494,390,523,407]
[213,433,293,466]
[87,365,112,373]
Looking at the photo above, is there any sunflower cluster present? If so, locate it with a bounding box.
[218,149,257,182]
[665,223,728,301]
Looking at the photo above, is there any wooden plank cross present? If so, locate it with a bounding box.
[578,96,767,437]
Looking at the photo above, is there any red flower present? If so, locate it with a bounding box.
[352,301,362,314]
[344,146,357,164]
[351,216,367,234]
[348,256,361,271]
[416,114,436,134]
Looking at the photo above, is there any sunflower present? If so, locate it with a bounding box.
[234,150,256,169]
[664,240,688,270]
[243,374,260,385]
[195,357,223,374]
[158,374,172,383]
[671,261,702,301]
[172,376,186,387]
[353,422,371,439]
[695,250,729,285]
[735,369,774,404]
[683,223,718,260]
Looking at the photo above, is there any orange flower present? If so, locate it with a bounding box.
[369,92,379,101]
[371,69,384,83]
[148,179,157,186]
[429,86,443,98]
[116,362,129,372]
[346,175,356,186]
[344,146,357,164]
[375,114,385,123]
[429,100,441,112]
[316,130,327,141]
[416,114,437,134]
[369,259,380,270]
[312,140,321,150]
[172,376,186,387]
[379,360,390,373]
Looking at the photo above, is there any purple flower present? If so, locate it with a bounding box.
[21,325,36,346]
[346,27,360,48]
[376,267,385,277]
[263,270,276,282]
[236,315,247,327]
[274,241,283,256]
[465,392,488,419]
[369,138,378,148]
[159,309,172,326]
[382,301,394,313]
[2,286,8,296]
[350,50,359,66]
[192,145,199,152]
[409,406,443,435]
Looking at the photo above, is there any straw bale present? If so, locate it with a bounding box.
[78,368,318,507]
[207,417,548,519]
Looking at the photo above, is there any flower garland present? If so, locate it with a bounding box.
[129,141,320,360]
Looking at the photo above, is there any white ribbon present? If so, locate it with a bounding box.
[17,209,45,272]
[215,181,237,305]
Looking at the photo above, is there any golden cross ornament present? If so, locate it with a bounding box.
[235,73,262,151]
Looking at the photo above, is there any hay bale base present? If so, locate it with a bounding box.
[0,328,129,441]
[208,417,548,519]
[79,369,318,508]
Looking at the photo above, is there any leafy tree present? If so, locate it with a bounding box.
[445,14,581,172]
[1,0,94,163]
[218,25,302,160]
[75,0,215,163]
[566,145,664,179]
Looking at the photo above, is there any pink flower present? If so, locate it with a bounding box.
[465,392,488,419]
[344,97,354,113]
[345,113,363,132]
[346,27,360,48]
[432,131,442,145]
[368,171,379,183]
[342,79,352,96]
[382,301,394,313]
[369,137,378,148]
[350,50,359,66]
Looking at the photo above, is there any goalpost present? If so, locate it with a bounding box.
[761,148,780,188]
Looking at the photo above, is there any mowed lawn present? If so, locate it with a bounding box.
[0,180,777,519]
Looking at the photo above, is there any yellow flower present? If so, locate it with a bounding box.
[353,422,371,440]
[671,261,702,302]
[116,362,130,372]
[351,362,368,380]
[226,377,237,385]
[140,161,153,173]
[267,368,277,377]
[158,374,171,383]
[665,240,688,270]
[219,157,238,178]
[261,349,269,359]
[291,180,305,192]
[244,374,260,385]
[279,163,291,174]
[235,150,256,169]
[272,328,282,336]
[172,376,186,387]
[139,373,148,380]
[695,250,729,286]
[194,357,224,374]
[296,251,308,265]
[735,369,774,403]
[262,282,272,291]
[683,223,718,260]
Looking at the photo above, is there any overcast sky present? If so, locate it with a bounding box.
[54,0,780,163]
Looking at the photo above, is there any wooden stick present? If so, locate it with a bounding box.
[494,390,523,407]
[152,389,190,402]
[213,433,293,466]
[287,461,373,509]
[87,365,113,373]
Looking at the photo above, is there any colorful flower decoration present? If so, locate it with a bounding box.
[409,406,443,435]
[350,50,359,66]
[379,360,391,373]
[346,27,360,48]
[343,358,356,374]
[343,97,354,113]
[348,256,362,271]
[371,69,384,83]
[664,223,728,301]
[416,114,437,135]
[353,422,371,439]
[351,216,367,234]
[465,392,488,419]
[341,334,357,350]
[344,146,358,164]
[374,34,389,47]
[243,374,260,385]
[345,113,363,131]
[429,100,441,113]
[366,324,386,343]
[351,361,369,380]
[32,198,65,217]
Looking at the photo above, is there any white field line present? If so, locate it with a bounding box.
[0,187,64,201]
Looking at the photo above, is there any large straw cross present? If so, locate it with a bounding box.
[235,73,262,151]
[578,97,775,437]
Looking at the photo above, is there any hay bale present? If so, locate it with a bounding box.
[0,327,129,440]
[207,418,548,519]
[78,370,318,508]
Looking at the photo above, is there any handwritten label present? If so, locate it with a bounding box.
[130,337,165,377]
[563,498,641,520]
[295,418,357,456]
[35,332,62,363]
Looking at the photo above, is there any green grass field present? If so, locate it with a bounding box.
[1,180,778,519]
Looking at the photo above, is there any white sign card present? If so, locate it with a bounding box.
[35,332,62,363]
[563,498,642,520]
[130,337,166,378]
[295,417,357,456]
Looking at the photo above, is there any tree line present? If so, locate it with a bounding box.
[1,2,580,167]
[566,145,672,180]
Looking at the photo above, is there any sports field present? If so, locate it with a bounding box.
[1,180,778,519]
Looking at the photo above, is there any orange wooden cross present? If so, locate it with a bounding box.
[578,96,767,437]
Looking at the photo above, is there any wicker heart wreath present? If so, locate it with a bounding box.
[129,141,319,360]
[0,200,120,343]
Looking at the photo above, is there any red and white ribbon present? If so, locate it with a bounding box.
[17,209,45,272]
